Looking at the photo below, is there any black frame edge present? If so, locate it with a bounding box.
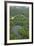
[4,1,7,45]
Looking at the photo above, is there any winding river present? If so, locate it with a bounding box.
[11,25,22,37]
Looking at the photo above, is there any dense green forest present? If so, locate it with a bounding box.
[10,6,29,40]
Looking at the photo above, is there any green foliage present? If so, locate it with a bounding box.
[10,6,29,40]
[18,27,29,39]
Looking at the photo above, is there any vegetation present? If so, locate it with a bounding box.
[10,6,29,40]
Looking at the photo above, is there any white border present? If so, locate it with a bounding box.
[7,3,32,43]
